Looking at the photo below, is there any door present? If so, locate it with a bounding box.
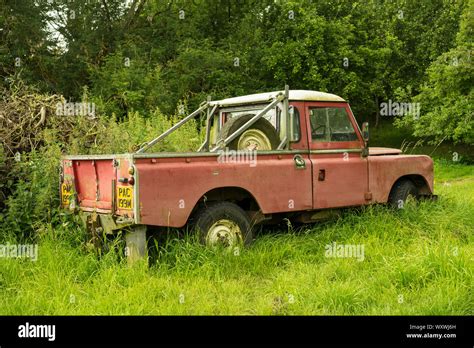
[305,102,369,209]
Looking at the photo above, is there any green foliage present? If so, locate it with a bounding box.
[395,0,473,144]
[0,0,57,89]
[90,53,164,118]
[0,100,202,241]
[159,40,248,114]
[1,145,62,241]
[0,165,472,314]
[1,0,468,135]
[435,158,474,181]
[90,110,203,154]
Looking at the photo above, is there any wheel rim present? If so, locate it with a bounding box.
[206,219,243,248]
[237,129,272,151]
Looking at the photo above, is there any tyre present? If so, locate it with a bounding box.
[388,179,419,209]
[218,114,280,150]
[194,202,253,248]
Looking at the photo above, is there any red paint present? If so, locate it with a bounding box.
[61,96,435,230]
[136,153,313,227]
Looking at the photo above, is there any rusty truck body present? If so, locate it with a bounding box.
[60,88,435,259]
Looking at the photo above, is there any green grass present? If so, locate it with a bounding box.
[0,161,473,315]
[370,120,474,163]
[435,159,474,182]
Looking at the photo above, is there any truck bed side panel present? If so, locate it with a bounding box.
[136,154,313,227]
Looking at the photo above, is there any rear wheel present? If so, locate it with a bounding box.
[388,179,419,209]
[194,202,253,248]
[218,114,280,151]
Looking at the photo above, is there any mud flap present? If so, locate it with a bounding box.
[80,212,103,249]
[125,225,147,264]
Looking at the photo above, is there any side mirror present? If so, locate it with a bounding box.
[361,122,369,157]
[362,122,369,142]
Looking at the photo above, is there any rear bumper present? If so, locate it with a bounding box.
[79,211,135,235]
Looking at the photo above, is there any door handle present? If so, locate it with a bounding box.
[318,169,325,181]
[293,154,306,169]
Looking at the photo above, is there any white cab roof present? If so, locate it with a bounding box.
[211,90,345,107]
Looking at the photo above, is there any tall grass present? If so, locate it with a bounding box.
[0,163,472,315]
[371,120,474,163]
[0,106,472,315]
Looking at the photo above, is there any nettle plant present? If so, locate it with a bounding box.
[0,84,202,241]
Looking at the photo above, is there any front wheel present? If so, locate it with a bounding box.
[194,202,253,248]
[388,179,419,209]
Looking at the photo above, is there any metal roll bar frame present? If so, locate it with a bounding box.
[136,85,291,154]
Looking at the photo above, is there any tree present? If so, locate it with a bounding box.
[90,52,164,118]
[395,0,473,144]
[0,0,56,89]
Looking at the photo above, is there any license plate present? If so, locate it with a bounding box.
[117,186,133,210]
[61,182,73,205]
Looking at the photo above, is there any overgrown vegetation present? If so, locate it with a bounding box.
[0,83,201,241]
[0,0,473,315]
[0,164,472,315]
[0,99,472,314]
[0,0,472,138]
[395,0,474,144]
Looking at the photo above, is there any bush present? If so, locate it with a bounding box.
[0,83,203,241]
[395,2,473,145]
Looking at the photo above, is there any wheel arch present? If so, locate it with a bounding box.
[190,186,261,219]
[389,174,432,197]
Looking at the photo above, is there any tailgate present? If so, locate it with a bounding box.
[60,155,136,218]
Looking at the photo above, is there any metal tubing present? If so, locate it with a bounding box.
[198,103,218,152]
[210,94,284,152]
[136,103,208,154]
[277,136,288,150]
[284,85,290,149]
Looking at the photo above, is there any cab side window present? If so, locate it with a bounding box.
[309,107,357,142]
[290,106,301,142]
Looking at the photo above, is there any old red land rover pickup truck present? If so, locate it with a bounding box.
[61,88,435,260]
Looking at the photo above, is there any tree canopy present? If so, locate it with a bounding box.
[0,0,471,143]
